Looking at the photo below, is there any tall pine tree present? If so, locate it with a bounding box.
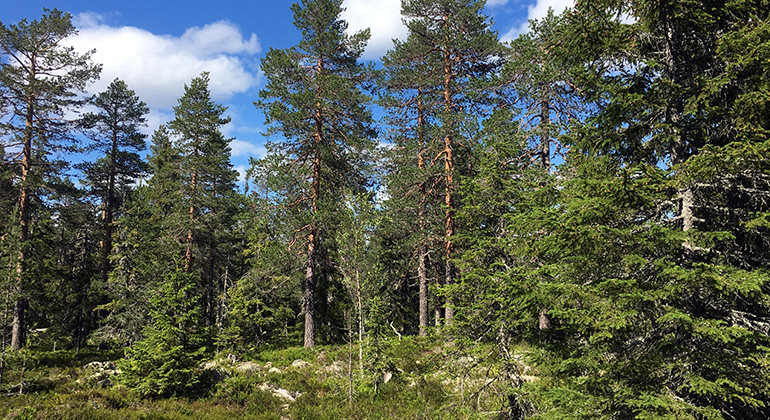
[0,9,100,349]
[168,72,239,327]
[398,0,501,324]
[78,78,149,283]
[380,16,445,335]
[256,0,376,347]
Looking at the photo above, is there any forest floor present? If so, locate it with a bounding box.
[0,337,527,419]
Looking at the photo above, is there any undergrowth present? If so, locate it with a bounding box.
[0,337,519,419]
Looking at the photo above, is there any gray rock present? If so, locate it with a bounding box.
[321,360,346,374]
[236,361,261,373]
[258,383,301,402]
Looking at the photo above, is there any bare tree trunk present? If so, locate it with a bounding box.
[538,97,552,329]
[10,300,25,350]
[184,169,197,273]
[11,83,34,350]
[442,47,455,325]
[347,310,354,405]
[101,134,118,282]
[435,282,443,327]
[539,308,551,330]
[304,227,317,348]
[417,91,429,335]
[355,267,364,373]
[184,142,199,273]
[0,293,7,383]
[679,187,694,229]
[418,245,429,335]
[304,93,323,348]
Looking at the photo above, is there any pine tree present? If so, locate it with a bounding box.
[398,0,501,324]
[168,73,235,271]
[502,10,581,172]
[380,18,445,335]
[168,72,239,327]
[0,9,101,349]
[78,78,149,283]
[256,0,376,347]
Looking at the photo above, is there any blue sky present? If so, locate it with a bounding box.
[3,0,573,182]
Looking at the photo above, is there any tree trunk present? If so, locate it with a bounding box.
[418,245,429,336]
[12,78,34,350]
[540,98,551,171]
[444,52,455,325]
[304,226,317,348]
[355,267,364,373]
[102,135,118,282]
[417,90,429,336]
[185,147,198,273]
[538,97,552,329]
[304,93,323,348]
[442,48,455,325]
[10,300,25,350]
[663,21,696,239]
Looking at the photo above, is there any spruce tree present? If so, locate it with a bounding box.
[483,1,770,417]
[117,267,210,398]
[0,9,101,349]
[256,0,376,347]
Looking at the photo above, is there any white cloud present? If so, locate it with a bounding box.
[143,109,173,136]
[341,0,407,60]
[69,15,261,111]
[501,0,574,42]
[234,165,249,184]
[73,12,109,28]
[230,139,266,158]
[486,0,510,6]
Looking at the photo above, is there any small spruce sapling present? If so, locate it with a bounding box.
[117,267,211,397]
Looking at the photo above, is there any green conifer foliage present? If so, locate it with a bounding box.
[398,0,502,324]
[224,161,303,349]
[117,267,211,398]
[380,17,445,335]
[256,0,376,347]
[168,72,240,327]
[0,8,101,349]
[78,78,149,283]
[93,126,184,347]
[474,2,770,417]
